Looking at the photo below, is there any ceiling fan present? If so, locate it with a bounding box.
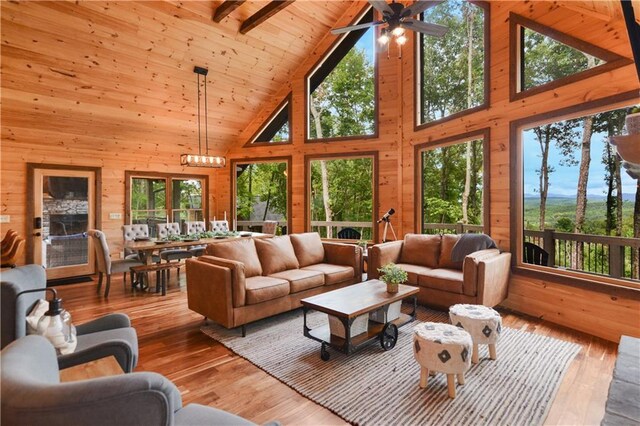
[331,0,448,48]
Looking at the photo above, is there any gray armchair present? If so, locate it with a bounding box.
[1,335,256,426]
[1,264,138,372]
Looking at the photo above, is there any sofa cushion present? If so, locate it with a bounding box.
[269,269,325,293]
[439,234,463,270]
[302,264,354,286]
[290,233,325,267]
[205,238,262,278]
[254,236,300,276]
[395,263,434,285]
[418,268,464,294]
[245,276,290,305]
[399,234,441,268]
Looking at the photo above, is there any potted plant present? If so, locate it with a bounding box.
[377,263,408,294]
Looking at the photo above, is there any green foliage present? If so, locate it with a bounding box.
[236,162,287,221]
[421,0,485,122]
[309,47,375,138]
[378,263,408,285]
[271,121,289,142]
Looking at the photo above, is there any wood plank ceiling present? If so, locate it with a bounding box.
[1,0,352,156]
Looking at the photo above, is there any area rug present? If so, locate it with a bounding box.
[201,307,581,426]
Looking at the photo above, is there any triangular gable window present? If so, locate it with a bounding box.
[249,95,291,144]
[511,14,632,100]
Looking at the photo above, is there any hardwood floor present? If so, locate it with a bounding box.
[58,273,617,425]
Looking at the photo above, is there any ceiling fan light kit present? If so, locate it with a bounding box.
[332,0,449,58]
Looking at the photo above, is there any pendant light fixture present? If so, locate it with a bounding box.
[181,66,226,168]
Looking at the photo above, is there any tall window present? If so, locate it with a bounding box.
[521,105,639,281]
[249,96,291,144]
[234,160,289,234]
[419,136,486,234]
[307,7,376,140]
[126,172,207,236]
[418,0,486,125]
[308,155,376,240]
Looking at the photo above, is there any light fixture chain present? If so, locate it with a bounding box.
[204,71,209,156]
[197,73,202,156]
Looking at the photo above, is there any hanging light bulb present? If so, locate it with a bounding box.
[392,26,405,37]
[378,29,390,45]
[396,34,407,45]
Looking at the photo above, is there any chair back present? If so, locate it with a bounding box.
[87,230,112,274]
[184,221,206,235]
[262,221,278,235]
[1,229,18,251]
[337,227,361,240]
[122,224,150,241]
[157,223,181,238]
[210,220,229,232]
[0,265,47,348]
[1,237,25,267]
[523,242,549,266]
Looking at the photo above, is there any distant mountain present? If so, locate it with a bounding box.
[524,193,636,202]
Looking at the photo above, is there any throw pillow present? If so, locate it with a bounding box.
[206,238,263,277]
[290,233,325,267]
[399,234,441,268]
[439,234,464,270]
[254,236,300,276]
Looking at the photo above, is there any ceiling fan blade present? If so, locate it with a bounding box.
[402,19,448,37]
[368,0,394,16]
[401,0,444,18]
[331,20,384,35]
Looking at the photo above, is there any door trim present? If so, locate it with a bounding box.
[26,163,102,265]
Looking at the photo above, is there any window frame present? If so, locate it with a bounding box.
[509,13,633,102]
[304,5,379,143]
[230,156,292,234]
[509,90,640,293]
[414,0,490,131]
[245,93,292,147]
[414,128,491,234]
[304,151,379,242]
[124,171,209,227]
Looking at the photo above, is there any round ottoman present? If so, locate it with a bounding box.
[449,304,502,364]
[413,322,472,398]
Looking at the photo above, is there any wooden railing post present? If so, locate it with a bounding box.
[609,243,625,278]
[543,228,556,267]
[456,222,464,234]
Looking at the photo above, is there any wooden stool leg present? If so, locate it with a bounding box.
[162,270,167,296]
[419,367,429,388]
[489,343,497,360]
[447,374,456,398]
[156,270,162,293]
[457,373,465,385]
[472,344,479,364]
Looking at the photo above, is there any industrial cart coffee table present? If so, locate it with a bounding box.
[301,280,419,361]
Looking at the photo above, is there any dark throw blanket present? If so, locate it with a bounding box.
[451,233,498,262]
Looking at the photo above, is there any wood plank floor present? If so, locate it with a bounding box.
[57,273,617,425]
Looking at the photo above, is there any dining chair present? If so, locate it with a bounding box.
[87,230,145,297]
[1,235,25,268]
[183,221,207,256]
[210,220,229,232]
[1,229,18,252]
[156,223,192,280]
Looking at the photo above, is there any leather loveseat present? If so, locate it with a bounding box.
[369,234,511,309]
[186,232,362,333]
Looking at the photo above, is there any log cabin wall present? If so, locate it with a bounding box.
[217,1,640,342]
[1,1,638,341]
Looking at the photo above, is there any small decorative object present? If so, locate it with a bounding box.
[18,288,77,355]
[377,262,408,293]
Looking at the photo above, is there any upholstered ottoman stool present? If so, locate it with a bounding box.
[413,322,472,398]
[449,304,502,364]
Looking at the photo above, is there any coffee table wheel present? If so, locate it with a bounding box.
[380,323,398,351]
[320,342,331,361]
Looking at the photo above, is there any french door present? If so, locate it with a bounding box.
[29,166,98,280]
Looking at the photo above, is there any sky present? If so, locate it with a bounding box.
[356,27,375,62]
[523,125,637,198]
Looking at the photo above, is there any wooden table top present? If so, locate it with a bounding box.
[60,356,123,382]
[123,232,271,252]
[301,280,419,318]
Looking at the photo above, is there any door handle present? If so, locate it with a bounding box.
[33,232,41,237]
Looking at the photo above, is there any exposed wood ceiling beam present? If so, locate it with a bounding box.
[213,0,245,23]
[239,1,295,34]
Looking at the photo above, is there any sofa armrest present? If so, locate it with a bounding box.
[476,252,511,307]
[76,313,131,335]
[322,242,362,281]
[185,259,235,328]
[197,255,247,308]
[462,249,500,297]
[368,241,404,279]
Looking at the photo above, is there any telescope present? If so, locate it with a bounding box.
[377,208,395,223]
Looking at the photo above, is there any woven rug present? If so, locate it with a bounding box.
[201,307,581,426]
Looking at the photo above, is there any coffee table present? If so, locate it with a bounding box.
[301,279,419,361]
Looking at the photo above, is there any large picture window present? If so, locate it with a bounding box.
[307,154,377,241]
[417,0,487,126]
[520,104,639,282]
[307,7,376,141]
[126,172,207,237]
[417,132,487,234]
[232,159,290,234]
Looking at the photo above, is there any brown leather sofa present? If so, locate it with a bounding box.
[186,232,362,333]
[369,234,511,309]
